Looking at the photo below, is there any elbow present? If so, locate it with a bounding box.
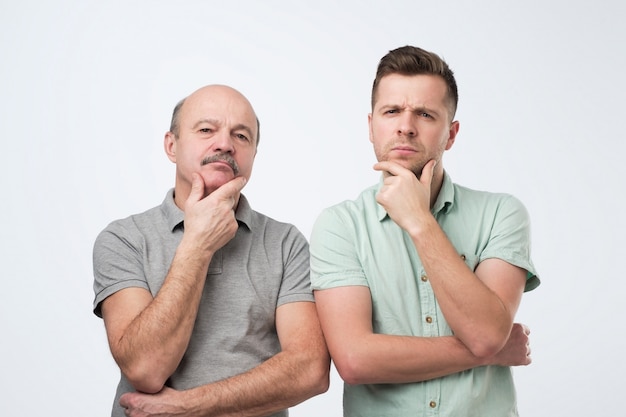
[333,351,372,386]
[127,376,166,395]
[468,342,502,360]
[464,331,508,359]
[120,362,169,394]
[305,353,331,396]
[310,369,331,397]
[110,343,173,394]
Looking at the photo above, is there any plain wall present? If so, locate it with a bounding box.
[1,1,624,415]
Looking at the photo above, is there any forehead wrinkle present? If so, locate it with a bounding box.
[191,118,220,130]
[191,118,255,138]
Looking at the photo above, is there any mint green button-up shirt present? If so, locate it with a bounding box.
[310,172,539,417]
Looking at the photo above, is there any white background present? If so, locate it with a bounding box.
[1,1,624,415]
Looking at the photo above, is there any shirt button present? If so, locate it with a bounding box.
[429,401,437,408]
[460,254,466,261]
[421,275,428,282]
[425,316,433,324]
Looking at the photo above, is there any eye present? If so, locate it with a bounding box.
[420,111,433,119]
[199,128,213,133]
[235,133,250,142]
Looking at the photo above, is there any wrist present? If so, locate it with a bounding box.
[178,234,215,258]
[407,213,437,240]
[180,387,208,417]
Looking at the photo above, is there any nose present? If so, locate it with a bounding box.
[212,130,235,153]
[397,113,416,137]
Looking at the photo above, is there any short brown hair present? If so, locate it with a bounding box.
[371,45,458,119]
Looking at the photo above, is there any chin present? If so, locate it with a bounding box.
[203,175,234,192]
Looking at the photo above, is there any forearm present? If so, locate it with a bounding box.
[335,333,487,385]
[113,243,213,392]
[409,216,513,356]
[175,348,329,417]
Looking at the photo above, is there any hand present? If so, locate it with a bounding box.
[488,323,532,367]
[373,160,436,233]
[182,173,247,254]
[120,387,192,417]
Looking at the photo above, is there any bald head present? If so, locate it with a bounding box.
[169,85,261,146]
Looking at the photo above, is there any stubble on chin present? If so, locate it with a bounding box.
[378,153,427,179]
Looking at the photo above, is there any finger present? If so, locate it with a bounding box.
[119,394,133,416]
[373,161,409,177]
[224,176,247,195]
[211,176,247,202]
[188,173,205,203]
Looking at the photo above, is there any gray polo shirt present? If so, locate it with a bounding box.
[93,189,312,417]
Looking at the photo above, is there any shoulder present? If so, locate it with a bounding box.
[249,209,308,247]
[315,184,380,224]
[94,204,164,249]
[453,183,528,216]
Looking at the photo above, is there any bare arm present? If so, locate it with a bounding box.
[119,301,331,417]
[374,160,526,357]
[102,174,246,393]
[315,285,530,385]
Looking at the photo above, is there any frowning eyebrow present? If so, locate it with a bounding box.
[192,118,254,138]
[192,118,219,129]
[378,104,442,117]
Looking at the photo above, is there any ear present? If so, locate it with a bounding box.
[164,131,177,163]
[367,113,374,144]
[445,120,460,151]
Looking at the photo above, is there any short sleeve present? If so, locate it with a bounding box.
[92,221,149,317]
[480,195,540,292]
[275,226,315,306]
[310,206,369,290]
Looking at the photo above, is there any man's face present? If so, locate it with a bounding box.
[368,74,459,178]
[165,85,258,198]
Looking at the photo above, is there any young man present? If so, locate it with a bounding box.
[93,84,329,417]
[310,46,540,416]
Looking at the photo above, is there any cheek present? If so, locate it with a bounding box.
[179,152,199,169]
[370,141,389,161]
[237,152,256,176]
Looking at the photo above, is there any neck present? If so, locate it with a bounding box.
[428,167,445,209]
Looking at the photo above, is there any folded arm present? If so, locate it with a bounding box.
[375,160,527,357]
[101,241,214,393]
[314,285,530,385]
[119,301,330,417]
[101,174,245,393]
[409,223,527,357]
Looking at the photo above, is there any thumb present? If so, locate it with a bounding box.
[420,159,437,187]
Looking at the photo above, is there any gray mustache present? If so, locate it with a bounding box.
[201,153,240,176]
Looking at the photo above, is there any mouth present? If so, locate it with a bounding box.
[201,153,240,176]
[389,145,418,156]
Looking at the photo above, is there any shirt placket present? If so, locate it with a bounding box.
[418,267,441,416]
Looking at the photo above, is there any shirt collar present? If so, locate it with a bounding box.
[375,170,455,222]
[433,170,455,215]
[161,189,184,231]
[160,188,253,232]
